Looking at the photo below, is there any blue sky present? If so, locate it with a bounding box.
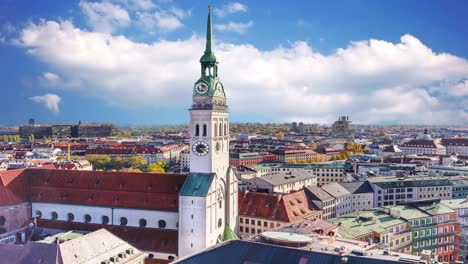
[0,0,467,125]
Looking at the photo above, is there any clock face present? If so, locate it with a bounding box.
[195,82,209,95]
[192,141,210,156]
[214,83,224,97]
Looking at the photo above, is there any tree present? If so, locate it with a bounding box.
[275,132,284,139]
[346,141,355,152]
[87,155,111,170]
[128,156,147,169]
[111,156,125,170]
[287,158,297,164]
[121,130,132,137]
[298,159,307,164]
[28,134,35,143]
[13,135,20,144]
[147,161,167,173]
[3,136,8,143]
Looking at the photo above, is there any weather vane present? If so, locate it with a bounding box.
[208,6,212,11]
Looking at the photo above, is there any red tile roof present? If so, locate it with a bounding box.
[28,169,187,211]
[0,169,28,206]
[37,219,178,254]
[238,190,319,222]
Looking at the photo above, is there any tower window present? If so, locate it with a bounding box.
[67,213,74,222]
[0,216,6,226]
[224,123,227,135]
[84,214,92,223]
[214,123,218,137]
[195,124,199,136]
[219,122,223,136]
[205,67,209,76]
[158,220,167,229]
[218,218,223,228]
[203,124,207,137]
[51,212,58,220]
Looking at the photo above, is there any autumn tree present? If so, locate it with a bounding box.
[87,155,111,170]
[275,132,285,139]
[146,161,167,173]
[111,156,125,170]
[128,156,147,169]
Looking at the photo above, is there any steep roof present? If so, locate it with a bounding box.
[37,219,178,254]
[339,181,374,194]
[28,169,187,211]
[0,169,28,206]
[179,172,215,197]
[321,182,351,198]
[238,190,319,222]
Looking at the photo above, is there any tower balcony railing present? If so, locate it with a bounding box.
[190,103,228,111]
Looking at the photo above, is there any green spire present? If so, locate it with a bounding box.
[205,6,212,53]
[200,6,217,63]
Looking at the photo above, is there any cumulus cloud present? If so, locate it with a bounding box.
[30,94,61,113]
[214,2,247,17]
[112,0,156,10]
[215,21,253,34]
[79,1,131,33]
[136,10,182,32]
[17,20,468,124]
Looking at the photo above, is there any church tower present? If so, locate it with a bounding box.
[178,7,238,258]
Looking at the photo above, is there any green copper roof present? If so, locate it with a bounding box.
[200,8,217,64]
[179,172,215,197]
[223,224,238,241]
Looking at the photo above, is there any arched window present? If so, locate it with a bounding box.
[219,122,223,136]
[195,124,200,136]
[218,218,222,228]
[203,124,207,137]
[158,219,167,229]
[205,67,209,76]
[224,123,227,135]
[51,212,58,220]
[139,218,147,227]
[84,214,92,223]
[120,217,128,226]
[67,213,74,222]
[0,216,5,226]
[102,215,109,225]
[210,67,214,76]
[214,123,218,137]
[35,210,42,218]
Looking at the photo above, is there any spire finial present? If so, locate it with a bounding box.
[208,5,212,11]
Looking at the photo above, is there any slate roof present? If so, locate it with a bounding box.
[305,186,335,202]
[173,240,414,264]
[179,172,215,197]
[321,182,351,198]
[339,181,374,194]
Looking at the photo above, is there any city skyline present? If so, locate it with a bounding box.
[0,0,467,126]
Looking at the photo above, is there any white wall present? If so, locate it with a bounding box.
[178,196,207,258]
[32,203,178,229]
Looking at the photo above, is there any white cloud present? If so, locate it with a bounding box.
[44,72,60,82]
[136,11,182,32]
[17,20,468,124]
[214,2,247,17]
[79,1,131,33]
[30,94,61,113]
[214,21,253,34]
[112,0,156,10]
[448,80,468,97]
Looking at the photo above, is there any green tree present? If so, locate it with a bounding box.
[3,136,8,143]
[111,156,125,170]
[146,161,167,173]
[28,134,35,142]
[87,155,111,170]
[128,156,147,169]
